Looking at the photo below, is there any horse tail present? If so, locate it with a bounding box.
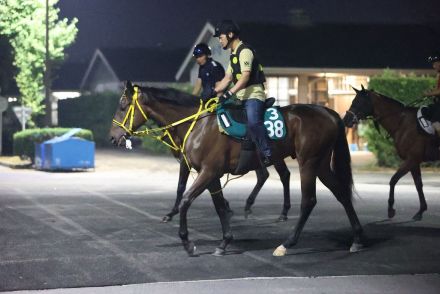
[332,117,354,201]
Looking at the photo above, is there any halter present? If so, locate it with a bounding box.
[112,86,219,170]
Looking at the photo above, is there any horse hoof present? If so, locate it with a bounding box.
[273,245,287,257]
[277,215,288,222]
[212,248,225,257]
[412,213,423,221]
[161,215,172,223]
[185,242,197,257]
[244,209,252,219]
[350,242,364,253]
[388,208,396,219]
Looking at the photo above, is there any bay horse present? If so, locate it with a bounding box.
[343,86,440,220]
[110,81,364,256]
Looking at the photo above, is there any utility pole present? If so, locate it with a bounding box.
[44,0,52,126]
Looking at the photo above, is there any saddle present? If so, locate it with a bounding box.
[216,97,286,140]
[417,107,440,161]
[216,97,286,174]
[417,107,436,136]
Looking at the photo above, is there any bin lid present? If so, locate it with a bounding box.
[44,128,83,144]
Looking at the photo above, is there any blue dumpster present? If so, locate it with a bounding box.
[34,128,95,170]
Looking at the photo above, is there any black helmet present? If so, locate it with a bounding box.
[428,53,440,64]
[213,20,240,37]
[193,43,211,57]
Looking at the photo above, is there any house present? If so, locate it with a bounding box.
[176,22,439,116]
[80,47,187,93]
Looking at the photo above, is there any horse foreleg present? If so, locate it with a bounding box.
[274,160,291,222]
[209,178,234,256]
[410,165,427,221]
[244,167,269,219]
[274,164,317,257]
[388,161,413,218]
[162,159,190,223]
[179,170,215,256]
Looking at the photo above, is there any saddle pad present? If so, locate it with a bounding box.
[417,107,436,135]
[216,104,286,140]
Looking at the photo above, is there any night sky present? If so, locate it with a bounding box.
[59,0,440,63]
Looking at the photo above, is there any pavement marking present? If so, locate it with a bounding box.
[12,188,169,282]
[85,189,303,277]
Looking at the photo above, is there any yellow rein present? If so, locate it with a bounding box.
[112,86,218,170]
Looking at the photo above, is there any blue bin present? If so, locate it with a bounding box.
[34,128,95,170]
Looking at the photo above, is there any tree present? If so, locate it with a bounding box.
[0,0,78,125]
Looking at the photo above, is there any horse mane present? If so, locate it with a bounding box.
[140,86,200,107]
[368,89,409,108]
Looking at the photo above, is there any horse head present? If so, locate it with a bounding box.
[343,84,374,128]
[109,80,150,147]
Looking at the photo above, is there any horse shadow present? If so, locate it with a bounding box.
[156,217,440,257]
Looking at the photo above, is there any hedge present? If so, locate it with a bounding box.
[58,92,120,147]
[57,86,192,154]
[362,69,436,167]
[13,128,93,159]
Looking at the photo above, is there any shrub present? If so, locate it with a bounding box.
[58,92,120,147]
[361,70,436,167]
[13,128,93,159]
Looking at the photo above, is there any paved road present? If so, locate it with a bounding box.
[1,149,439,293]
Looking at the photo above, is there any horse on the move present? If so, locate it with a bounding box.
[343,86,439,220]
[110,81,364,256]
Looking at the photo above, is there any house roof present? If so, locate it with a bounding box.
[99,47,187,82]
[176,21,440,80]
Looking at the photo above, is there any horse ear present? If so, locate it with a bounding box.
[361,84,365,91]
[351,86,360,93]
[124,80,134,95]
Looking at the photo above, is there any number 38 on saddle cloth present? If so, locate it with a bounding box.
[216,97,287,140]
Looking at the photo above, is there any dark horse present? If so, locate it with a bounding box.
[343,86,440,220]
[110,81,364,256]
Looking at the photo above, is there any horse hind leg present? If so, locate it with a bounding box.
[244,167,269,219]
[274,160,291,222]
[273,161,317,257]
[410,165,427,221]
[318,166,364,253]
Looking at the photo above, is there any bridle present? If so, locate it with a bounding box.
[112,86,148,136]
[112,86,219,169]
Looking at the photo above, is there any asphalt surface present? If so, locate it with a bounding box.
[1,149,440,293]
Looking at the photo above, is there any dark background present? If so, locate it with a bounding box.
[58,0,440,63]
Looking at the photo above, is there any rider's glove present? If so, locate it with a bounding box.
[219,90,233,104]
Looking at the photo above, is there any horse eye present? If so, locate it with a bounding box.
[120,97,129,109]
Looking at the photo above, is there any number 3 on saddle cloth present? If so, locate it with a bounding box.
[216,98,287,140]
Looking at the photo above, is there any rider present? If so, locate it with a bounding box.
[212,20,272,165]
[424,53,440,136]
[192,43,225,101]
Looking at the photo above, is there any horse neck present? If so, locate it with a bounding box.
[149,100,201,140]
[371,93,404,137]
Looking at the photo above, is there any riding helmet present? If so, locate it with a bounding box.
[193,43,211,58]
[213,20,240,37]
[428,53,440,63]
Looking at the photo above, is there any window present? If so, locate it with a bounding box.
[266,77,297,106]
